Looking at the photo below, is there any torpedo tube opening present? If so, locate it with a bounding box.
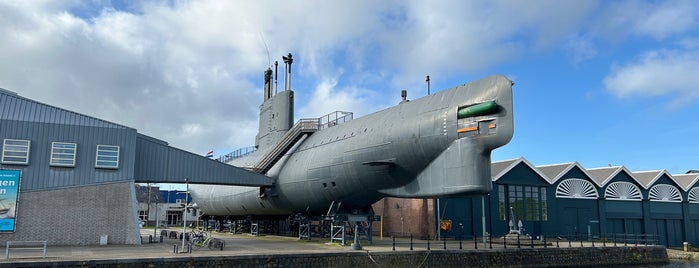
[457,100,499,119]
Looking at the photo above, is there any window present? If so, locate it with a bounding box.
[498,185,506,220]
[689,187,699,203]
[605,182,642,201]
[555,178,598,199]
[95,145,119,169]
[50,142,77,167]
[504,185,547,222]
[1,139,31,165]
[649,184,682,202]
[138,210,148,221]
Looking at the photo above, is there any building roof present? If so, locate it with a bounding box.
[536,162,592,184]
[0,87,131,129]
[491,157,548,183]
[672,173,699,191]
[491,158,520,180]
[632,170,673,189]
[586,166,619,186]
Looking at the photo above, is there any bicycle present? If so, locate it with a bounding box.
[189,229,225,250]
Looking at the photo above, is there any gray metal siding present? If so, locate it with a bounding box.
[0,91,131,129]
[134,134,169,181]
[134,135,272,186]
[0,119,137,191]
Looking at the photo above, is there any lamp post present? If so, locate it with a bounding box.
[181,177,189,252]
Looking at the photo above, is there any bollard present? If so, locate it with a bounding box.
[543,236,547,248]
[459,236,462,250]
[173,244,178,253]
[592,238,595,247]
[220,241,224,251]
[474,235,478,249]
[530,236,534,248]
[427,238,430,251]
[410,234,413,251]
[684,242,689,252]
[443,237,446,250]
[160,235,164,243]
[149,235,153,243]
[503,236,507,249]
[392,236,395,251]
[556,236,559,248]
[580,239,583,247]
[568,237,572,247]
[517,235,520,249]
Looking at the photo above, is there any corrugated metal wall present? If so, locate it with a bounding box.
[134,134,272,186]
[1,92,137,191]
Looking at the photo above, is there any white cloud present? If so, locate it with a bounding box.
[603,49,699,102]
[593,0,698,41]
[4,0,694,156]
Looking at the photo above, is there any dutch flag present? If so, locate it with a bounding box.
[205,151,214,158]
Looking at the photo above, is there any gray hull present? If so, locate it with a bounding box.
[190,75,514,216]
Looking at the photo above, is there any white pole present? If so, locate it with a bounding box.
[181,178,189,252]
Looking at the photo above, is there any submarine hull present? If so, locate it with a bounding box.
[190,75,513,216]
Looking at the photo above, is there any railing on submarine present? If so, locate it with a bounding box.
[216,146,257,163]
[218,111,353,172]
[251,111,353,174]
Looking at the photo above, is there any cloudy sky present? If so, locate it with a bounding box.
[1,0,697,175]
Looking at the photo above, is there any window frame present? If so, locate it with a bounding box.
[1,139,31,165]
[50,142,77,167]
[95,144,120,169]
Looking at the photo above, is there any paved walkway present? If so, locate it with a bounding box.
[0,228,659,264]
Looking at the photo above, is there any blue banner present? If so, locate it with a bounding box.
[0,170,20,232]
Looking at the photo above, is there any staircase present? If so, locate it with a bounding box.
[253,119,319,174]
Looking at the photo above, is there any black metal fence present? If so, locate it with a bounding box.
[389,233,659,251]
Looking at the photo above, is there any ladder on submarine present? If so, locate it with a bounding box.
[253,119,319,174]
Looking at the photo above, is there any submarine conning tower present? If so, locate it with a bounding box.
[255,53,295,151]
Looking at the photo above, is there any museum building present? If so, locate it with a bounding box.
[0,88,269,245]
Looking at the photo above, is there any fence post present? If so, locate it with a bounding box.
[392,236,395,251]
[410,234,413,251]
[530,236,534,248]
[556,235,559,248]
[517,235,521,249]
[504,236,507,249]
[543,235,547,248]
[602,234,606,247]
[489,233,493,249]
[624,233,627,247]
[443,237,447,250]
[474,235,478,249]
[459,235,463,250]
[427,238,430,251]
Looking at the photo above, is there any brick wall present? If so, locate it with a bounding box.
[372,198,435,239]
[0,181,140,245]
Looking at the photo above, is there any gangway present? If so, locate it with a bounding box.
[253,119,319,174]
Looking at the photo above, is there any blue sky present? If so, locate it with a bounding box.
[0,0,697,178]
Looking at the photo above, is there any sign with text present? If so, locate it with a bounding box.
[0,170,21,232]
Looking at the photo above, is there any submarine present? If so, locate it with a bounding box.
[189,53,514,217]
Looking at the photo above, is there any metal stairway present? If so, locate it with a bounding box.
[253,119,319,174]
